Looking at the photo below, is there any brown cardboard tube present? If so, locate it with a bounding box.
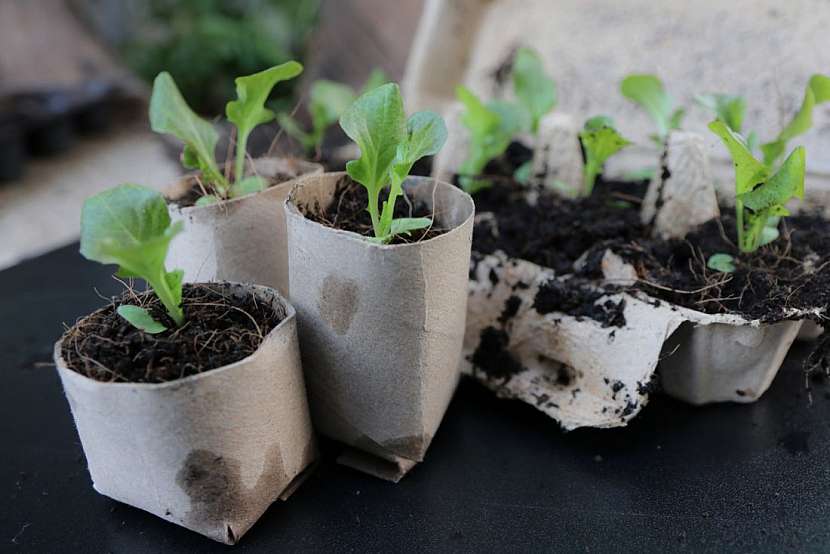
[54,282,317,544]
[285,172,474,481]
[166,158,323,297]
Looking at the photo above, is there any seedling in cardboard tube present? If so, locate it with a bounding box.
[80,184,185,333]
[277,69,388,156]
[150,61,303,206]
[620,74,685,145]
[708,119,805,257]
[578,115,631,196]
[339,83,448,243]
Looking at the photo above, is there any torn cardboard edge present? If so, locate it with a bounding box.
[54,282,317,544]
[285,172,474,481]
[465,251,814,429]
[166,157,323,297]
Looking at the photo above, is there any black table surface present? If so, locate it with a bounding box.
[2,244,829,553]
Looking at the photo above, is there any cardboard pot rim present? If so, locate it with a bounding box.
[167,157,323,217]
[285,172,475,251]
[54,281,297,390]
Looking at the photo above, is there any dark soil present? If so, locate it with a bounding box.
[534,279,627,328]
[61,283,284,383]
[470,327,525,380]
[580,211,830,323]
[300,175,447,243]
[170,172,294,208]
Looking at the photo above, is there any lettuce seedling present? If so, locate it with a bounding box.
[339,83,447,243]
[708,119,806,253]
[579,115,631,196]
[511,47,556,134]
[277,69,389,156]
[150,61,303,205]
[620,74,685,145]
[80,184,185,333]
[456,85,527,193]
[760,74,830,168]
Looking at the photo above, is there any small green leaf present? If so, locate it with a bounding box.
[696,93,746,133]
[511,47,556,133]
[340,83,405,199]
[761,74,830,167]
[194,195,220,207]
[81,184,185,326]
[708,120,768,195]
[759,224,780,246]
[226,61,303,182]
[513,160,533,184]
[390,217,432,236]
[456,86,525,193]
[620,74,678,139]
[621,167,657,181]
[117,305,167,334]
[579,116,631,195]
[276,112,315,152]
[229,175,268,198]
[150,72,225,190]
[308,80,357,152]
[707,253,736,273]
[359,68,390,95]
[738,146,805,212]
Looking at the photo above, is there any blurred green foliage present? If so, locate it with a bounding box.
[122,0,320,115]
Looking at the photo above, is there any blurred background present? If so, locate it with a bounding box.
[0,0,423,269]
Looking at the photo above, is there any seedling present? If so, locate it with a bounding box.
[80,184,185,333]
[512,47,556,134]
[277,69,388,156]
[708,119,805,254]
[150,61,303,206]
[578,115,631,196]
[700,75,830,169]
[456,85,527,193]
[340,83,447,243]
[620,74,685,145]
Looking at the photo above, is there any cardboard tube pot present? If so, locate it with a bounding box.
[167,158,322,296]
[53,283,316,544]
[285,173,474,481]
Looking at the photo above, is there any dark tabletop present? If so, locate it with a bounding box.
[2,244,829,553]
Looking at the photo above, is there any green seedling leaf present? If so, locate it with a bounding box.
[227,61,303,183]
[456,86,526,193]
[622,167,657,181]
[620,74,682,141]
[738,146,805,212]
[340,83,406,236]
[229,175,268,198]
[512,47,556,133]
[117,305,167,334]
[513,160,533,184]
[194,194,220,207]
[150,72,226,192]
[81,184,185,327]
[707,253,736,273]
[276,112,315,152]
[708,120,768,195]
[359,68,390,95]
[390,217,432,237]
[579,115,631,196]
[709,120,806,253]
[761,74,830,167]
[696,93,746,133]
[380,110,446,236]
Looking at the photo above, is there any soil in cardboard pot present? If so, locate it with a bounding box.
[459,141,649,274]
[301,175,446,243]
[61,284,284,383]
[170,172,295,208]
[580,211,830,324]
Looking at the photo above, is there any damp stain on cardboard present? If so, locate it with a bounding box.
[318,275,360,335]
[176,445,289,544]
